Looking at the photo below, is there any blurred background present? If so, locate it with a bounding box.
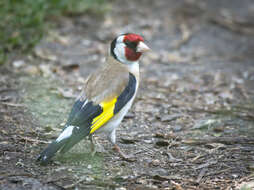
[1,0,254,189]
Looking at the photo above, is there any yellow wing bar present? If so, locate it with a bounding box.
[90,98,117,134]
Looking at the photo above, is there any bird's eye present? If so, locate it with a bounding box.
[124,41,137,50]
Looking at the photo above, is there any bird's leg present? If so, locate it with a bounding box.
[109,130,135,162]
[89,135,96,156]
[89,134,106,156]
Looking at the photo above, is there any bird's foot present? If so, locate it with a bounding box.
[113,144,135,162]
[92,143,106,156]
[89,135,106,156]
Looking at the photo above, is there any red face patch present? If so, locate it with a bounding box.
[123,34,144,43]
[123,34,144,61]
[125,48,142,61]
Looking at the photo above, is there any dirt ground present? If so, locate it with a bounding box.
[1,0,254,189]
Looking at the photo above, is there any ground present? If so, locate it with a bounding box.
[1,0,254,189]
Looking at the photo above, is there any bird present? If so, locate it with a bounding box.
[37,33,150,165]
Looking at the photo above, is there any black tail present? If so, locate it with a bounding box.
[60,129,89,154]
[37,138,68,165]
[37,125,90,165]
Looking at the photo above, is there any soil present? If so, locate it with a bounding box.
[1,0,254,189]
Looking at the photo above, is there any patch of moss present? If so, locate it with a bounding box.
[21,75,72,127]
[0,0,109,64]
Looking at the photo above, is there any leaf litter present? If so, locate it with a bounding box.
[1,0,254,189]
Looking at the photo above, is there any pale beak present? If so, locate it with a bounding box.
[136,41,151,52]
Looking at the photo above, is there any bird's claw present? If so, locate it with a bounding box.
[113,144,135,162]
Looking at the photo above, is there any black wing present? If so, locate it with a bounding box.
[114,73,137,114]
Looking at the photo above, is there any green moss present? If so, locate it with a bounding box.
[0,0,109,64]
[21,75,72,127]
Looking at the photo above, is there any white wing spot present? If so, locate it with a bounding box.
[56,126,75,142]
[81,99,88,109]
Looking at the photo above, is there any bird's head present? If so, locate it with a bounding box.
[111,33,150,64]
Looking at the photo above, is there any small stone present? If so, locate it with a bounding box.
[151,159,160,166]
[159,114,183,122]
[24,65,40,75]
[12,60,25,68]
[86,176,94,182]
[161,181,169,187]
[115,187,127,190]
[172,125,182,132]
[147,52,159,61]
[143,139,153,144]
[192,119,218,130]
[248,164,254,171]
[39,64,52,77]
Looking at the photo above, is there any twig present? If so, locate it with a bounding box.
[190,154,206,163]
[172,24,193,50]
[238,173,254,183]
[194,160,217,170]
[204,168,231,177]
[63,178,117,189]
[63,176,87,189]
[183,137,254,145]
[0,88,16,93]
[171,180,184,190]
[0,97,12,101]
[0,173,33,180]
[209,16,254,35]
[0,102,26,107]
[196,167,207,183]
[17,135,49,144]
[192,107,254,120]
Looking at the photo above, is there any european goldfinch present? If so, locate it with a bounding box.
[37,33,150,165]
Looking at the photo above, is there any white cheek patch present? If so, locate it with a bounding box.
[117,35,124,43]
[56,125,75,142]
[114,42,126,63]
[114,35,140,65]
